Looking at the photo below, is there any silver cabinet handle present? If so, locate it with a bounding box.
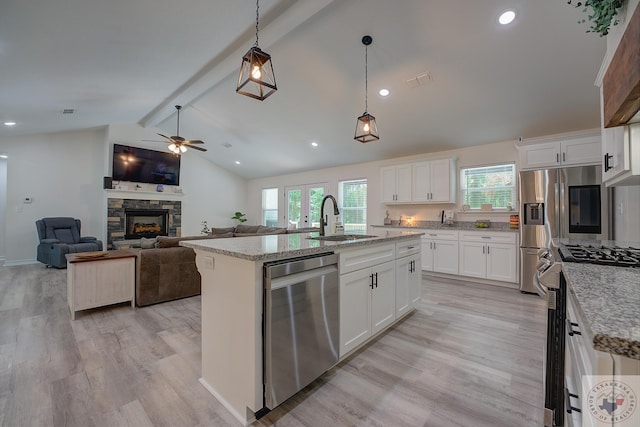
[562,152,566,162]
[487,245,490,254]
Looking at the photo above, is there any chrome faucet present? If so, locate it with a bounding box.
[319,195,340,236]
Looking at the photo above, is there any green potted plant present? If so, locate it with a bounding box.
[200,220,210,235]
[568,0,625,36]
[231,211,247,223]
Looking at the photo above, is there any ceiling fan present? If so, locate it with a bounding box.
[144,105,207,153]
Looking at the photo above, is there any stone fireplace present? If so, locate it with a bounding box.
[107,198,181,249]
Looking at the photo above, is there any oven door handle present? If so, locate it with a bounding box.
[533,271,548,299]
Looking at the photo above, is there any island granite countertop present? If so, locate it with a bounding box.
[180,230,424,262]
[556,239,640,360]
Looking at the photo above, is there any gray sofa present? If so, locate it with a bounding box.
[134,225,289,306]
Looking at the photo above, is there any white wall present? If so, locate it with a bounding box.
[0,157,7,260]
[1,129,105,264]
[247,139,520,229]
[0,124,248,264]
[612,185,640,243]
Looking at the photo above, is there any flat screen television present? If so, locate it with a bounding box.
[112,143,180,186]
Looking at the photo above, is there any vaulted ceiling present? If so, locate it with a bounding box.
[0,0,607,178]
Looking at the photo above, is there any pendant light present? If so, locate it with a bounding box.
[236,0,277,101]
[354,35,379,143]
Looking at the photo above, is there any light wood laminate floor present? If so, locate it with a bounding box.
[0,264,546,426]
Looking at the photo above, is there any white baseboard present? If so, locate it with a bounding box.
[198,378,256,426]
[3,258,39,267]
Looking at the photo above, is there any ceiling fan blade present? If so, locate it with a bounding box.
[189,145,208,152]
[156,133,175,142]
[184,140,205,145]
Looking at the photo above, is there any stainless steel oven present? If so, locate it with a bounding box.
[534,249,566,426]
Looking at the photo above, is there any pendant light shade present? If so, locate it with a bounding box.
[354,35,379,143]
[237,0,277,101]
[354,112,379,143]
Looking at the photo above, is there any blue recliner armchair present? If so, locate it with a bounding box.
[36,217,103,268]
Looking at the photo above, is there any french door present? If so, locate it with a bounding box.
[285,183,328,229]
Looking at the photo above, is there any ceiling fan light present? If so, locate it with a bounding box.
[179,145,187,153]
[354,112,379,143]
[237,46,277,101]
[168,143,177,152]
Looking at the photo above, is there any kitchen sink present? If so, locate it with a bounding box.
[307,234,378,242]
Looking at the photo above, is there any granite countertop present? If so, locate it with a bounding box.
[180,230,424,262]
[556,239,640,360]
[372,221,518,232]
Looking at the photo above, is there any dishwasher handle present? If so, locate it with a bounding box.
[264,252,337,282]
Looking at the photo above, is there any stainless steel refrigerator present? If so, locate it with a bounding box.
[518,165,609,293]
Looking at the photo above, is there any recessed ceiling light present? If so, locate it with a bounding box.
[379,89,390,97]
[498,10,516,25]
[235,160,241,165]
[311,142,318,147]
[4,121,16,126]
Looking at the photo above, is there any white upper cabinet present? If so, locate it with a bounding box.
[518,131,601,170]
[602,124,640,186]
[380,164,412,203]
[382,158,456,204]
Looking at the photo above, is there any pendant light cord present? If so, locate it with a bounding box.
[364,43,368,113]
[255,0,260,47]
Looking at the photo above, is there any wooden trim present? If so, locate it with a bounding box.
[603,4,640,127]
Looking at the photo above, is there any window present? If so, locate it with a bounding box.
[262,188,278,226]
[339,179,367,234]
[460,164,516,210]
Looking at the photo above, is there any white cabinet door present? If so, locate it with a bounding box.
[433,240,459,275]
[380,166,398,203]
[396,164,412,202]
[409,254,422,306]
[412,161,431,202]
[396,254,420,316]
[381,165,412,202]
[519,142,560,169]
[602,126,626,182]
[421,240,434,271]
[339,268,373,356]
[486,243,517,283]
[429,159,452,202]
[562,137,601,166]
[395,256,411,317]
[459,241,487,278]
[371,261,396,334]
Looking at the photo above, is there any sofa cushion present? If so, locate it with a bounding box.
[234,224,261,234]
[140,237,157,249]
[156,236,182,248]
[210,227,236,235]
[209,232,234,238]
[257,226,287,235]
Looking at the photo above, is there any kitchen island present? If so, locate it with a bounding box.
[180,230,423,425]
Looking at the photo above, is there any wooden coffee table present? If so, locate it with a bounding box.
[66,249,136,320]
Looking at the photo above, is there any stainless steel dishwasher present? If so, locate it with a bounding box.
[263,252,339,409]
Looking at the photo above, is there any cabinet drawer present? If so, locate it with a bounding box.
[339,243,396,275]
[458,231,517,244]
[396,239,421,258]
[420,229,459,241]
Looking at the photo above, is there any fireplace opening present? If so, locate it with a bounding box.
[124,209,169,239]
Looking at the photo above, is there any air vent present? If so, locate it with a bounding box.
[62,108,75,115]
[405,71,433,88]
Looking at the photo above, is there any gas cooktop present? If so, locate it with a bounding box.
[559,244,640,268]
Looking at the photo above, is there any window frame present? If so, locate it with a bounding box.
[338,178,367,234]
[261,187,279,227]
[459,163,516,211]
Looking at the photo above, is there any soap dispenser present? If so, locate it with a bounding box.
[334,215,344,235]
[384,210,392,225]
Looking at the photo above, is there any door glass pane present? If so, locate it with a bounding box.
[308,187,324,228]
[287,189,301,229]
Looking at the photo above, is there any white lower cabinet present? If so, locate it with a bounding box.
[396,252,421,317]
[458,231,517,283]
[339,260,395,357]
[421,230,459,275]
